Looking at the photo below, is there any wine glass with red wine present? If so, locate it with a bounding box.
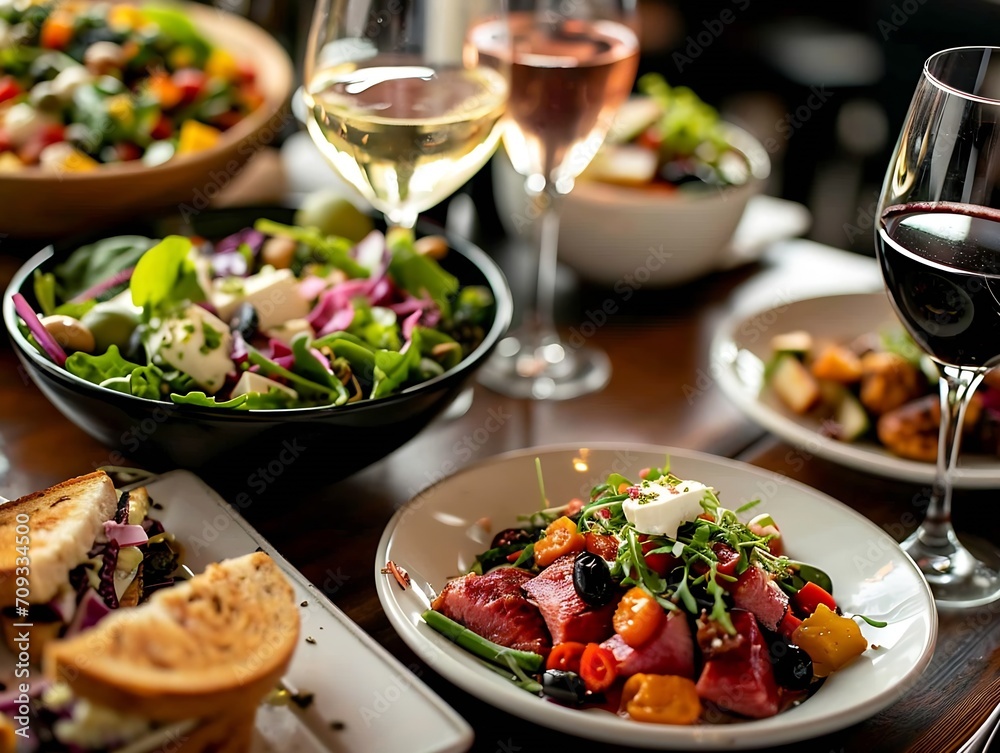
[876,46,1000,606]
[469,0,639,400]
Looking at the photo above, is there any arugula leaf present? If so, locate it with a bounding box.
[130,236,205,319]
[511,543,534,568]
[65,345,143,386]
[55,235,156,300]
[386,227,458,316]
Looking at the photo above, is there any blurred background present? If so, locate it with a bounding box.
[210,0,999,257]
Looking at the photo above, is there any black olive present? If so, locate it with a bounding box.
[573,551,614,607]
[490,528,532,549]
[229,302,260,341]
[541,670,587,705]
[123,327,147,365]
[770,642,814,691]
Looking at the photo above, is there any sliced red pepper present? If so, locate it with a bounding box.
[505,549,524,563]
[579,643,617,693]
[793,581,838,616]
[585,532,619,561]
[778,609,802,640]
[150,113,174,141]
[173,69,207,103]
[0,76,21,105]
[545,641,586,674]
[640,536,676,577]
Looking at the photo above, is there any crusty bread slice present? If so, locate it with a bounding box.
[0,471,118,605]
[44,552,299,722]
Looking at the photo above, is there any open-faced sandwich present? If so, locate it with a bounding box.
[0,551,298,752]
[0,472,300,752]
[0,471,180,663]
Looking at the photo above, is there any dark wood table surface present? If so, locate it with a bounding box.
[1,232,998,753]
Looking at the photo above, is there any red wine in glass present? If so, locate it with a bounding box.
[878,202,1000,369]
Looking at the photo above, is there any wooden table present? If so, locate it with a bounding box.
[1,234,998,753]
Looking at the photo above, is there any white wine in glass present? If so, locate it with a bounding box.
[304,0,509,230]
[471,1,639,400]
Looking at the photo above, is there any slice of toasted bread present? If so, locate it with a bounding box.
[0,471,118,605]
[44,552,299,722]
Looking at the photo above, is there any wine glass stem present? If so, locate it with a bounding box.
[534,197,561,336]
[918,365,984,548]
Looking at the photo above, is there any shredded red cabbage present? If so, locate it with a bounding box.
[13,293,67,366]
[97,541,120,609]
[69,266,135,304]
[63,589,113,638]
[103,521,149,547]
[402,309,422,341]
[317,303,355,337]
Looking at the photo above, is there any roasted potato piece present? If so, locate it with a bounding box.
[877,394,983,462]
[859,352,926,415]
[811,344,863,384]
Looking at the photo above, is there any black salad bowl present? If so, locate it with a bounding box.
[3,208,512,482]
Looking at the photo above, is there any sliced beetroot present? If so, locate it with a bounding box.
[601,610,695,678]
[696,609,780,719]
[522,553,616,645]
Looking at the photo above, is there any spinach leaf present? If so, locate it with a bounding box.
[56,236,156,299]
[130,236,205,318]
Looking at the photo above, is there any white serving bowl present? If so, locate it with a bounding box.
[493,123,771,287]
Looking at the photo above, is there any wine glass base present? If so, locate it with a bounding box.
[479,332,611,400]
[902,530,1000,608]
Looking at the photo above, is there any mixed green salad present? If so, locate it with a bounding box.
[586,73,752,191]
[12,214,495,409]
[0,1,263,171]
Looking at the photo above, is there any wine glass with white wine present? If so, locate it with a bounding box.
[303,0,509,231]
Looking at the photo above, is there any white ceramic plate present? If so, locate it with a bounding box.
[711,291,1000,488]
[375,445,937,750]
[1,470,472,753]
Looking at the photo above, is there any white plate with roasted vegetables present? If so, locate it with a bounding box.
[375,445,936,749]
[712,291,1000,487]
